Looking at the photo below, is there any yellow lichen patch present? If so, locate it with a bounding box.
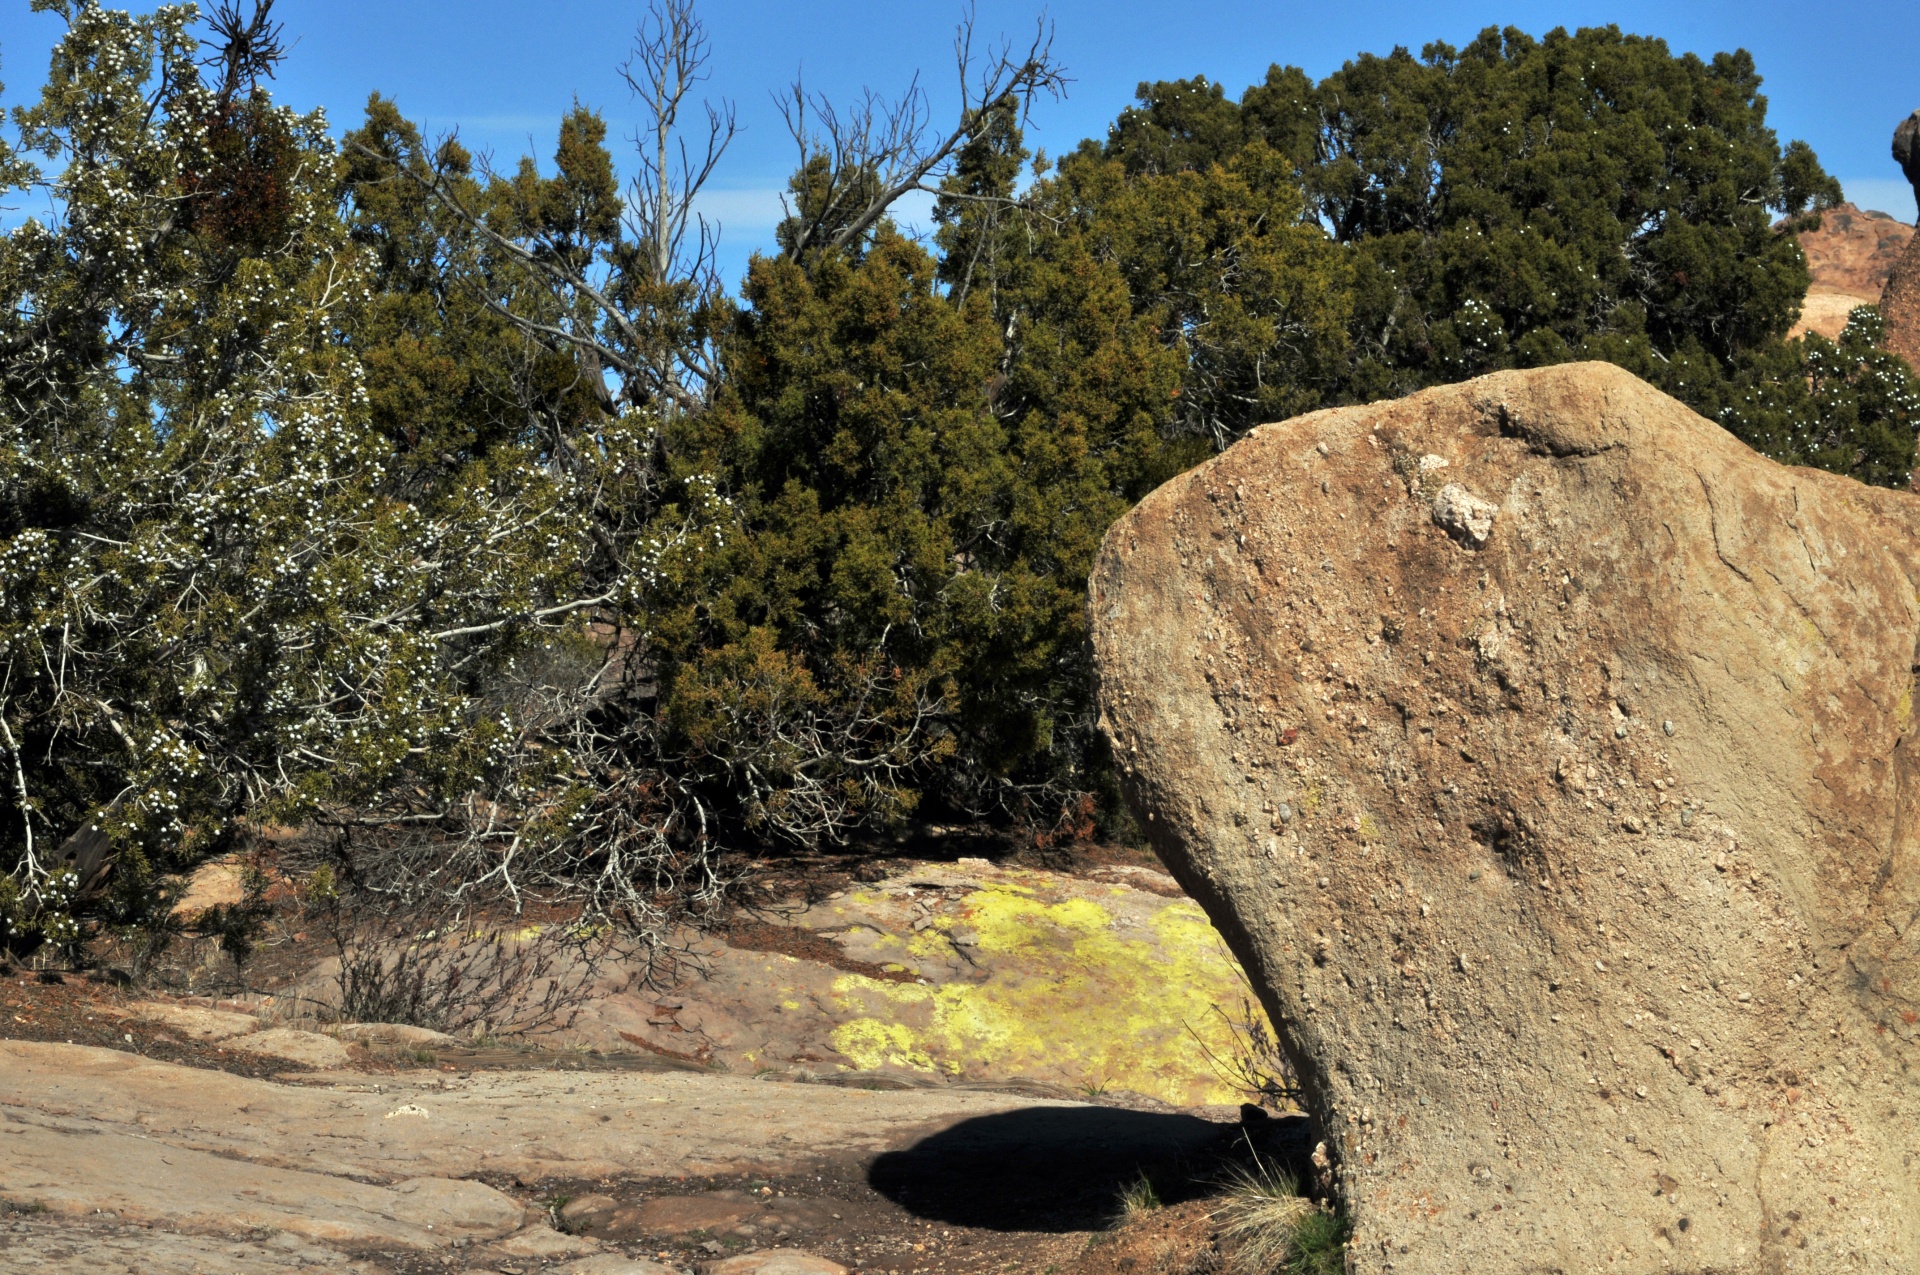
[830,1003,943,1072]
[824,884,1265,1106]
[1357,813,1380,841]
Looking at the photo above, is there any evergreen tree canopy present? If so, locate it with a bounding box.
[3,6,1916,965]
[1089,25,1917,477]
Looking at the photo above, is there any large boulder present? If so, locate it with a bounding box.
[1885,110,1920,370]
[1883,223,1920,372]
[1090,363,1920,1273]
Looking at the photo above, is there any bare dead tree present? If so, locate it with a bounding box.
[775,5,1066,264]
[203,0,287,101]
[346,0,736,417]
[621,0,736,292]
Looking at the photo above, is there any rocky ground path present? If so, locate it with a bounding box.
[0,852,1296,1275]
[1,1035,1261,1274]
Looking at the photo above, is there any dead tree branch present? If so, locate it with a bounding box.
[776,5,1064,263]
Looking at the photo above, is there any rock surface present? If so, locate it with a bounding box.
[0,1037,1113,1271]
[1786,203,1913,341]
[499,859,1259,1107]
[127,999,261,1042]
[0,1038,1060,1187]
[328,1021,464,1051]
[1886,113,1920,370]
[554,1258,685,1275]
[1090,362,1920,1273]
[230,1025,352,1068]
[1896,109,1920,216]
[0,1216,387,1274]
[705,1250,849,1275]
[1883,219,1920,372]
[1793,203,1914,296]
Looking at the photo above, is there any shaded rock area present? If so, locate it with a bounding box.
[1091,363,1920,1272]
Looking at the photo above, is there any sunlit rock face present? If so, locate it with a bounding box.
[1092,362,1920,1273]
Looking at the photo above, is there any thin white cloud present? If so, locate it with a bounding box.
[690,187,788,231]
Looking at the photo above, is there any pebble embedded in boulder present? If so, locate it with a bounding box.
[1091,362,1920,1272]
[1428,482,1497,546]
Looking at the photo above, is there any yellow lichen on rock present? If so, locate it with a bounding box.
[826,878,1262,1105]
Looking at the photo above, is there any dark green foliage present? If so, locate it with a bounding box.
[1088,24,1917,480]
[6,4,1917,963]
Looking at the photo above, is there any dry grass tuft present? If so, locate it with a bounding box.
[1212,1159,1346,1275]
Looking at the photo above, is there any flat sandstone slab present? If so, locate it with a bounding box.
[0,1038,1075,1189]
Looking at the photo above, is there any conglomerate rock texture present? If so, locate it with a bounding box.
[1089,363,1920,1273]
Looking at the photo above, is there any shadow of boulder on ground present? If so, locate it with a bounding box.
[867,1105,1314,1232]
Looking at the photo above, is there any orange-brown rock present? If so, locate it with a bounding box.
[1785,204,1912,341]
[1795,203,1913,295]
[1882,226,1920,371]
[1091,363,1920,1273]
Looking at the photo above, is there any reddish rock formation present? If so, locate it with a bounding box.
[1795,203,1914,297]
[1788,203,1913,340]
[1091,363,1920,1273]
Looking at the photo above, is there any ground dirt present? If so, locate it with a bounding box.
[1,844,1318,1274]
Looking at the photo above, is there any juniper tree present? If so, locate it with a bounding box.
[0,2,596,955]
[1093,24,1920,480]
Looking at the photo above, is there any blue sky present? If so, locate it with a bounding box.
[1,1,1912,284]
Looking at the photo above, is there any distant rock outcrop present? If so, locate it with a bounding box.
[1795,203,1914,296]
[1787,203,1913,340]
[1091,363,1920,1273]
[1896,109,1920,215]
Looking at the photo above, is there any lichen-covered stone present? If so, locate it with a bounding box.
[567,860,1265,1107]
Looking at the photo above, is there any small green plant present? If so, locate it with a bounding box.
[547,1193,575,1233]
[1282,1206,1352,1275]
[1116,1173,1163,1222]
